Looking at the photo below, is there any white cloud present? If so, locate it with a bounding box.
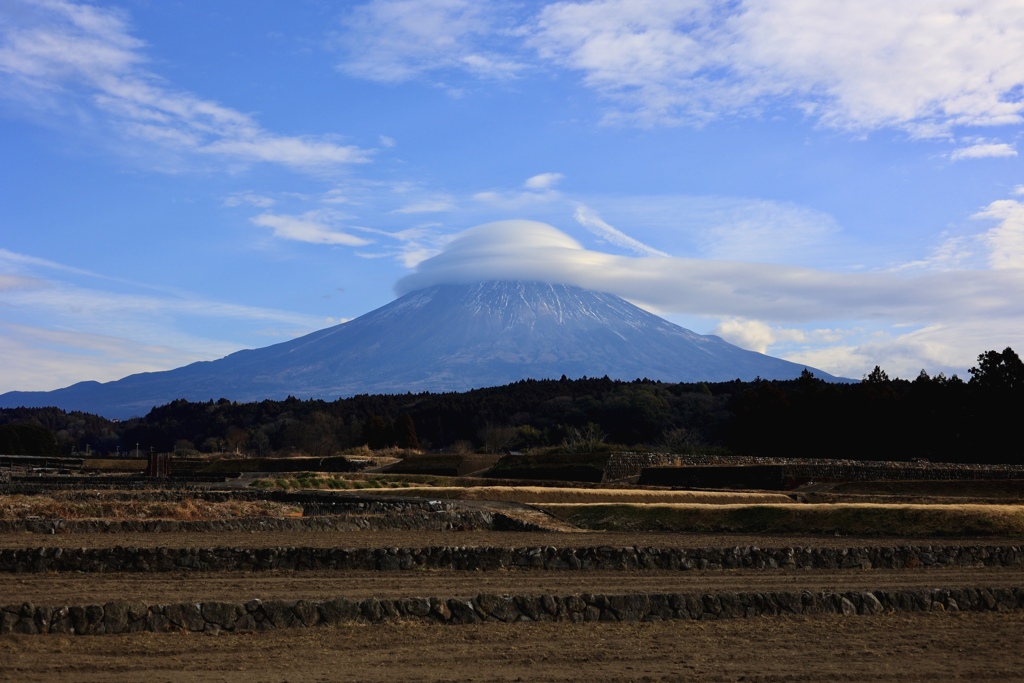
[251,211,372,246]
[573,195,842,265]
[528,0,1024,133]
[1,273,321,333]
[524,172,564,190]
[0,273,45,291]
[331,1,1024,133]
[573,204,667,257]
[392,198,456,214]
[0,322,216,393]
[712,319,784,354]
[0,246,112,280]
[892,234,977,272]
[352,224,453,268]
[335,0,524,82]
[0,0,371,170]
[201,137,368,167]
[472,173,569,209]
[974,199,1024,269]
[711,318,806,354]
[223,192,276,208]
[0,248,330,391]
[950,142,1018,161]
[784,319,1022,381]
[393,219,1024,376]
[396,220,1017,321]
[322,189,353,205]
[698,200,842,262]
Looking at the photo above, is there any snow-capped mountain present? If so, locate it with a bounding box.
[0,281,837,418]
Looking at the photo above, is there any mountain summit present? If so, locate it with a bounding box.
[0,281,837,418]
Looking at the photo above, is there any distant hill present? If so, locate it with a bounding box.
[0,281,839,419]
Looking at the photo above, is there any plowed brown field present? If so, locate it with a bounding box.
[2,613,1022,682]
[3,509,1023,681]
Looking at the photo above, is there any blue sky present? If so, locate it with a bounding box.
[1,0,1023,393]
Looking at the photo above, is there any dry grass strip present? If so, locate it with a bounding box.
[0,495,302,521]
[345,486,792,505]
[539,502,1024,537]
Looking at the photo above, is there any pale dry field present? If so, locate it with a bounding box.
[541,501,1024,536]
[0,495,302,521]
[345,485,793,504]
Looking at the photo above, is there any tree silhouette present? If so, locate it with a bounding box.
[969,347,1024,390]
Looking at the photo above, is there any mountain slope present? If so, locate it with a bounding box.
[0,281,837,418]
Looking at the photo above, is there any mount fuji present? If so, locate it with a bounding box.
[0,281,839,419]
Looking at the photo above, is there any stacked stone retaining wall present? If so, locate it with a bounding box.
[639,464,1024,489]
[604,453,1024,485]
[602,453,684,481]
[0,508,542,536]
[3,586,1022,635]
[1,544,1020,573]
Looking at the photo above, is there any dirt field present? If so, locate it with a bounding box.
[3,480,1023,683]
[1,613,1021,682]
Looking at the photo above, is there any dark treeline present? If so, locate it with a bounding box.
[1,348,1022,465]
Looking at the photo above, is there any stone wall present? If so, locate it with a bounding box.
[639,464,1024,489]
[1,543,1020,573]
[0,508,543,536]
[4,476,218,494]
[604,453,1024,485]
[3,586,1022,635]
[602,453,683,481]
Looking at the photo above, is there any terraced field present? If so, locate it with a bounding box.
[2,482,1023,682]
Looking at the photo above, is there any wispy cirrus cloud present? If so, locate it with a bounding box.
[573,204,667,257]
[335,1,1024,136]
[250,211,372,246]
[472,173,567,209]
[223,192,276,209]
[0,0,371,171]
[334,0,525,83]
[0,247,328,392]
[392,197,456,214]
[353,224,454,268]
[0,322,217,394]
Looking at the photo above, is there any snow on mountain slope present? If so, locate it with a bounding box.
[0,281,835,418]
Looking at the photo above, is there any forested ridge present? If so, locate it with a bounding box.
[2,348,1022,465]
